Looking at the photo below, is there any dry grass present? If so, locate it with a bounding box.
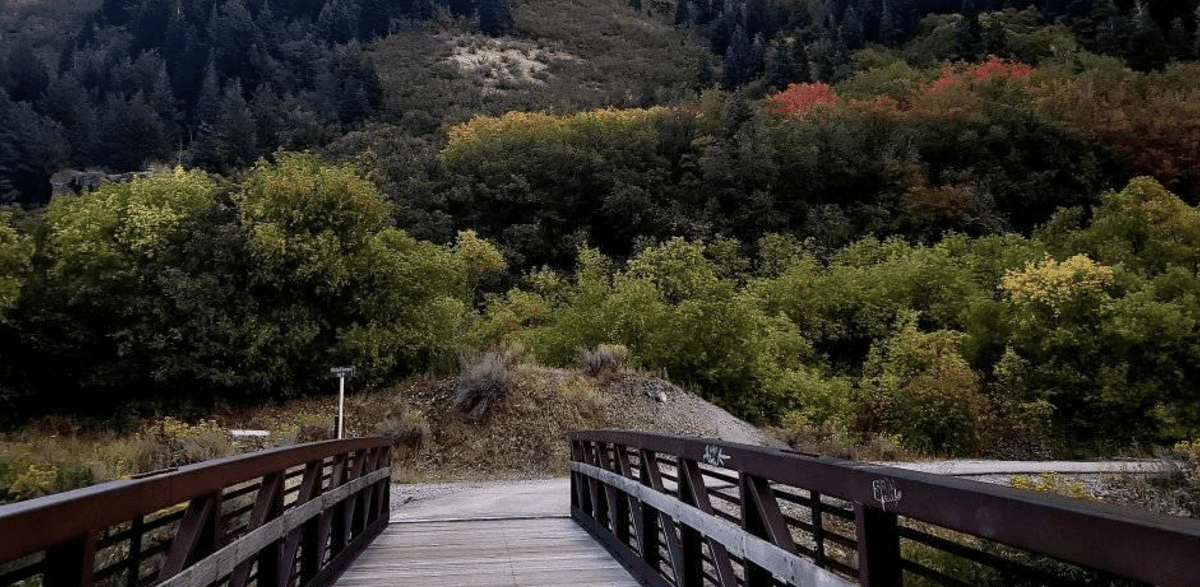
[767,415,920,462]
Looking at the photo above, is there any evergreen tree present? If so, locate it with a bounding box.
[1092,0,1130,57]
[447,0,475,18]
[250,82,285,148]
[676,0,692,27]
[722,25,756,88]
[839,6,865,49]
[1127,1,1168,70]
[879,0,902,46]
[0,90,66,205]
[478,0,513,36]
[193,80,257,171]
[100,91,172,170]
[195,60,222,129]
[359,0,394,39]
[256,0,284,45]
[39,73,98,165]
[1041,0,1066,21]
[317,0,361,43]
[955,12,984,61]
[149,64,181,146]
[1167,17,1190,61]
[208,0,265,80]
[2,40,51,104]
[1194,4,1200,59]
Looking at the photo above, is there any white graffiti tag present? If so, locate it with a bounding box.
[872,478,902,511]
[703,445,730,467]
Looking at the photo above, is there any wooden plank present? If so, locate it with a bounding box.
[334,517,642,587]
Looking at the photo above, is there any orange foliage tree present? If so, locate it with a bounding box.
[768,82,838,116]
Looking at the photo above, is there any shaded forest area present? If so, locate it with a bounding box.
[4,0,1197,205]
[5,0,1200,457]
[0,0,521,205]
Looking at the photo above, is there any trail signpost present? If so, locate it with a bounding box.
[331,366,354,439]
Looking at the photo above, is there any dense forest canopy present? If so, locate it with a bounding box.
[4,0,1200,457]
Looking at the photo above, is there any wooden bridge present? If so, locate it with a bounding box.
[2,432,1199,587]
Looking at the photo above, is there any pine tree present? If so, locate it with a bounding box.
[149,64,180,145]
[1041,0,1066,21]
[447,0,475,18]
[194,60,222,129]
[1093,0,1130,57]
[722,25,756,88]
[955,12,984,61]
[478,0,513,36]
[1127,1,1167,70]
[1167,17,1190,61]
[193,80,257,171]
[38,72,98,165]
[675,0,693,26]
[250,82,285,148]
[1194,4,1200,59]
[839,6,865,49]
[2,40,51,104]
[879,0,902,46]
[0,90,66,205]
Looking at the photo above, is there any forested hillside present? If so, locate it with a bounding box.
[4,0,1200,457]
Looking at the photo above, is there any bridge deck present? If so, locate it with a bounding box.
[333,479,640,587]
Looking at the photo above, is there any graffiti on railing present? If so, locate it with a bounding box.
[872,478,902,511]
[703,445,730,467]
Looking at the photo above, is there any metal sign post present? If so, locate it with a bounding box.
[330,367,354,439]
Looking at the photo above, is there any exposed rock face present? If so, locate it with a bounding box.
[50,170,154,196]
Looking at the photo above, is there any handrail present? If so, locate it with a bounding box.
[570,430,1200,587]
[0,438,391,587]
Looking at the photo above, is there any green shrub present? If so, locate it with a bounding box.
[455,350,518,419]
[856,317,988,456]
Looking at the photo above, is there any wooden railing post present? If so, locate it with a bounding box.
[279,460,323,587]
[611,444,632,545]
[636,449,661,572]
[855,503,902,587]
[678,459,735,587]
[812,490,827,569]
[326,453,349,555]
[231,471,285,587]
[126,516,144,587]
[42,532,96,587]
[597,442,625,539]
[638,449,685,582]
[588,442,609,531]
[158,492,222,582]
[740,473,798,587]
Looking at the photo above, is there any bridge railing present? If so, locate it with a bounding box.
[570,430,1200,587]
[0,438,390,587]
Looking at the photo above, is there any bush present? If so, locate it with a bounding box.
[375,406,431,459]
[130,418,235,472]
[455,350,518,419]
[577,344,628,378]
[856,318,988,456]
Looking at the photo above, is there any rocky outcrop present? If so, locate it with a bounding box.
[50,170,155,197]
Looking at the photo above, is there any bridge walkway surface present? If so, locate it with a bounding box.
[333,479,640,587]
